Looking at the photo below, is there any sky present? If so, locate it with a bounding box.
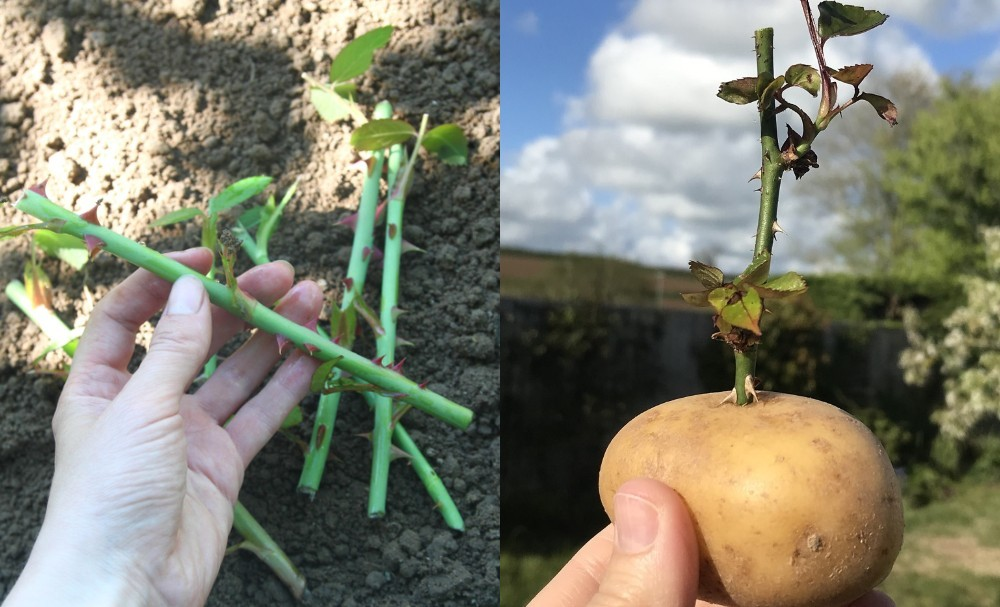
[500,0,1000,274]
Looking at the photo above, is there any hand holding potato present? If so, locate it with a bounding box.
[530,477,896,607]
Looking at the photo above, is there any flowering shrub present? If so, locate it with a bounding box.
[900,227,1000,439]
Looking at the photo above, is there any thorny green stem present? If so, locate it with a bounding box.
[4,280,78,357]
[299,101,393,498]
[361,391,464,531]
[231,501,306,600]
[367,137,405,517]
[368,116,426,518]
[737,28,784,405]
[13,191,474,428]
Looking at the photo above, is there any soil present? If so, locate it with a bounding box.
[0,1,499,605]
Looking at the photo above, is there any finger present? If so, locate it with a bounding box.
[205,260,296,354]
[112,275,211,423]
[589,478,699,607]
[226,351,321,467]
[528,525,614,607]
[196,280,323,422]
[846,590,895,607]
[65,248,213,401]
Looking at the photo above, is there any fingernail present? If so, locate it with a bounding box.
[165,275,204,315]
[276,259,295,274]
[614,492,659,554]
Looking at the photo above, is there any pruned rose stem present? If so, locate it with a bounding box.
[4,280,78,358]
[230,501,307,600]
[297,101,394,498]
[6,277,304,598]
[12,190,474,428]
[367,114,427,518]
[361,391,465,531]
[736,27,784,405]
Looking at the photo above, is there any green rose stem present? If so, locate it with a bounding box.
[228,502,306,600]
[4,280,78,358]
[360,391,465,531]
[298,101,393,497]
[367,115,426,518]
[734,27,784,405]
[12,190,474,428]
[5,278,305,599]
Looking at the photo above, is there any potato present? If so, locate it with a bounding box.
[598,391,903,607]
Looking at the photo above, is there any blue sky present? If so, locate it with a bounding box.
[501,0,1000,272]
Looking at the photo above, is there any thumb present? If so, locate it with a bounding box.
[590,478,700,607]
[115,275,211,420]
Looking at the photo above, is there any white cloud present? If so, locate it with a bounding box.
[501,0,955,272]
[513,11,539,36]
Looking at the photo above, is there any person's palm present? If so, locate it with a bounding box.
[39,249,321,605]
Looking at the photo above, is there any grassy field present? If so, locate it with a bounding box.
[501,480,1000,607]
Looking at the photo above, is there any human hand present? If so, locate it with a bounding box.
[3,248,322,607]
[530,478,896,607]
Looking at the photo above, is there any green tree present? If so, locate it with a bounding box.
[814,77,1000,321]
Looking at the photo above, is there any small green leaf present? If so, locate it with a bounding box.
[759,75,786,109]
[421,124,468,166]
[818,1,889,41]
[737,252,771,286]
[784,64,821,96]
[681,290,712,308]
[858,92,898,126]
[333,81,358,99]
[721,287,763,335]
[352,294,385,336]
[689,260,725,289]
[33,230,88,270]
[310,357,343,393]
[754,271,809,299]
[150,207,204,228]
[351,118,416,151]
[237,206,264,230]
[717,77,758,105]
[209,176,273,215]
[329,25,394,82]
[310,87,352,122]
[708,284,738,315]
[281,405,303,429]
[830,64,874,87]
[1,224,45,240]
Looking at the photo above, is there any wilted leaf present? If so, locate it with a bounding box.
[351,119,416,151]
[681,290,712,308]
[150,207,204,227]
[818,2,888,41]
[209,176,273,215]
[329,25,394,83]
[858,92,898,126]
[689,260,725,289]
[785,64,821,96]
[717,77,758,105]
[421,124,468,166]
[24,260,53,310]
[310,87,352,122]
[720,287,763,335]
[830,63,874,87]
